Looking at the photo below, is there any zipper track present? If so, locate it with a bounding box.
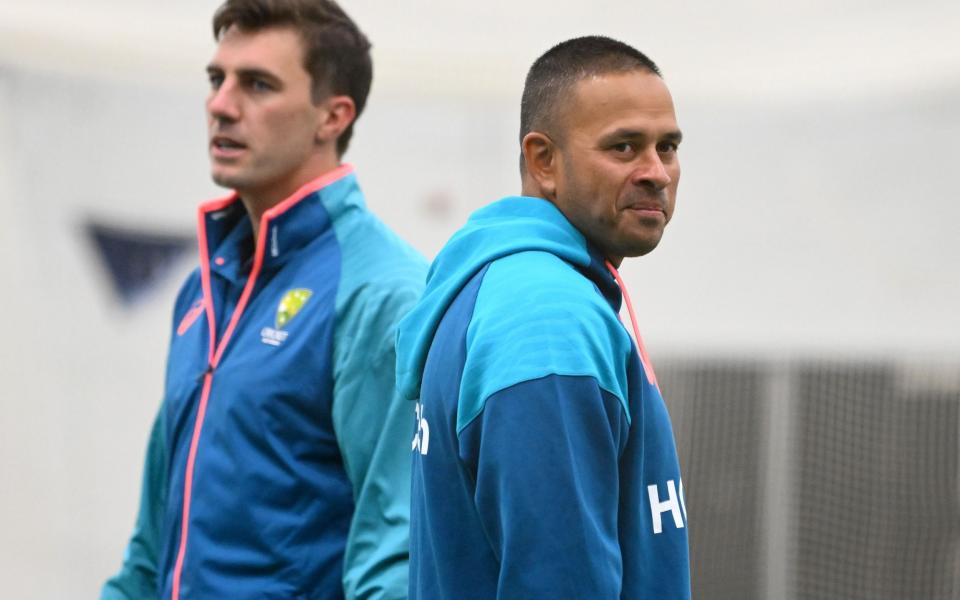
[170,371,213,600]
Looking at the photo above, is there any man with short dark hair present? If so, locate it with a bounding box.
[397,36,691,598]
[102,1,425,598]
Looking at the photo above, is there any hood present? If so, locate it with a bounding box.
[396,195,619,401]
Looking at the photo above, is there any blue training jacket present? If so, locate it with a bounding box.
[103,166,426,600]
[396,196,691,599]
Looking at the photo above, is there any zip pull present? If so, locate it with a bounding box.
[197,363,214,382]
[604,260,659,388]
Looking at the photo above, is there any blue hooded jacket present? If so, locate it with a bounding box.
[396,196,691,599]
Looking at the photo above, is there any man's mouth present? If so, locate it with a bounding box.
[626,203,665,215]
[623,201,667,226]
[211,136,247,159]
[212,136,246,150]
[623,192,667,216]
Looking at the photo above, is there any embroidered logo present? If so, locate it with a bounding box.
[261,288,312,346]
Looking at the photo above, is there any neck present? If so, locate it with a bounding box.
[520,177,624,268]
[239,155,341,239]
[240,194,283,240]
[520,176,549,201]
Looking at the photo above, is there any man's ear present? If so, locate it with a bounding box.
[521,131,558,200]
[315,95,356,145]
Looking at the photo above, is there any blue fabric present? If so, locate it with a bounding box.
[460,250,632,432]
[396,197,593,402]
[104,171,425,600]
[461,375,629,599]
[328,178,427,600]
[397,195,691,599]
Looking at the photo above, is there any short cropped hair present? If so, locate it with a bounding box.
[213,0,372,156]
[519,36,661,146]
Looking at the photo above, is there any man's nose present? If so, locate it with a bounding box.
[630,148,671,190]
[207,82,240,122]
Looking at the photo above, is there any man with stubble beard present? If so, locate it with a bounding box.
[102,1,425,598]
[396,36,691,599]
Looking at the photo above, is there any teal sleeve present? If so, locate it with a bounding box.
[333,280,421,599]
[101,408,168,600]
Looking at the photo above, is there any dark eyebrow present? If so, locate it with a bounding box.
[663,130,684,144]
[205,64,282,86]
[603,128,684,145]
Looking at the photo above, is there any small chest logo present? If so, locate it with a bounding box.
[261,288,313,346]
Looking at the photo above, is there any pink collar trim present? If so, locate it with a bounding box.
[197,163,355,218]
[605,260,660,389]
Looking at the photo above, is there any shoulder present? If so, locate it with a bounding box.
[169,267,203,324]
[457,251,632,431]
[331,214,427,359]
[472,251,623,344]
[333,209,427,301]
[476,250,600,313]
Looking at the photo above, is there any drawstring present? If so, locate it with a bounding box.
[605,260,659,388]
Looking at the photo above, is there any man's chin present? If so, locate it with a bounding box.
[211,171,244,190]
[619,235,664,259]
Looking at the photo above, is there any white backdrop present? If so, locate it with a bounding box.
[0,1,958,597]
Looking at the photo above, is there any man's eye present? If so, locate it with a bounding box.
[208,74,224,89]
[657,141,679,153]
[611,142,634,154]
[250,79,273,92]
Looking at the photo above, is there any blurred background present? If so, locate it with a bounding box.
[1,1,958,598]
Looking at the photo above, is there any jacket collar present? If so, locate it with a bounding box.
[197,164,361,283]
